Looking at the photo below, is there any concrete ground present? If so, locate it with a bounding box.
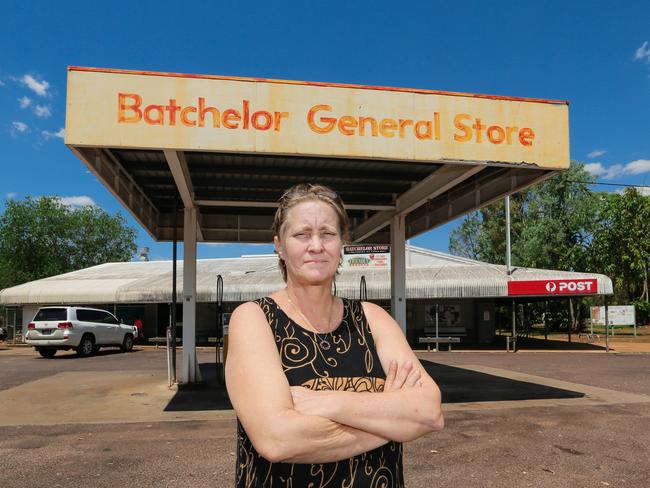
[1,345,649,487]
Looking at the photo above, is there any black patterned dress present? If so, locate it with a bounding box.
[235,296,404,488]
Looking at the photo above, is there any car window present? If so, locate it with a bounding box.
[99,311,119,324]
[34,308,68,321]
[76,309,95,322]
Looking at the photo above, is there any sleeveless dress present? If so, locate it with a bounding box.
[235,296,404,488]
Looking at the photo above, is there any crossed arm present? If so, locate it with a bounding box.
[225,301,444,464]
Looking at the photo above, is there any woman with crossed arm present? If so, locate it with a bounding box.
[226,184,444,487]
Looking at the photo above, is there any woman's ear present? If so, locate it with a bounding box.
[273,235,283,258]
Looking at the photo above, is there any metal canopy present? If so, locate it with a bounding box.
[65,67,569,246]
[71,145,553,244]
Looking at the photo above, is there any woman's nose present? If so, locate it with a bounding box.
[308,235,324,251]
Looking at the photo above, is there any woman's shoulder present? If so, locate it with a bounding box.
[230,300,273,329]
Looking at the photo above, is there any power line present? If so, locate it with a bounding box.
[567,180,650,189]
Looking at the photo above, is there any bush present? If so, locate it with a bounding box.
[632,300,650,326]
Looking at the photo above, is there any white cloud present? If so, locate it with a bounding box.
[34,104,51,118]
[635,41,650,62]
[41,128,65,140]
[584,162,605,177]
[592,159,650,179]
[5,193,17,200]
[0,79,5,86]
[10,121,28,136]
[57,196,97,207]
[20,74,50,97]
[624,159,650,175]
[18,96,32,109]
[587,149,606,159]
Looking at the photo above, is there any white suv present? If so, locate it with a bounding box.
[26,306,138,358]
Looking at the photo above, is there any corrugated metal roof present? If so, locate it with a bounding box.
[0,247,612,305]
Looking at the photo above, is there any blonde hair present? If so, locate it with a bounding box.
[272,183,350,282]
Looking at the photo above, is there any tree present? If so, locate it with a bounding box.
[0,197,137,289]
[590,188,650,303]
[449,161,600,272]
[448,162,603,332]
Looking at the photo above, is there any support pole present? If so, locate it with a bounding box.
[604,296,610,353]
[544,300,548,341]
[390,214,407,335]
[511,298,516,352]
[181,207,201,384]
[171,198,178,384]
[435,303,440,352]
[568,297,573,344]
[505,196,512,275]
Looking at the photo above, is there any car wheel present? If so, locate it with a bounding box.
[92,345,101,354]
[37,347,57,358]
[121,334,134,352]
[76,335,95,357]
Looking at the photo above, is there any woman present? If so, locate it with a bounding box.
[226,184,444,487]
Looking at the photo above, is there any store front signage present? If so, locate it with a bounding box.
[67,67,570,170]
[343,245,389,268]
[508,279,598,296]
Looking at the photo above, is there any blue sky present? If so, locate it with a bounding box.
[2,0,649,261]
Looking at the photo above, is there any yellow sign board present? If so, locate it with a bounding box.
[66,67,570,169]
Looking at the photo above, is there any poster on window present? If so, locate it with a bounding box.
[343,245,390,268]
[424,304,461,327]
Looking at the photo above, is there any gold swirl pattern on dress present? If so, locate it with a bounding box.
[235,297,404,488]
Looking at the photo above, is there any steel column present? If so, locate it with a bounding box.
[390,214,407,334]
[181,207,201,384]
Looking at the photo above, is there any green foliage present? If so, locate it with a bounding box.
[449,161,599,270]
[448,162,650,305]
[590,188,650,303]
[0,197,137,289]
[632,300,650,326]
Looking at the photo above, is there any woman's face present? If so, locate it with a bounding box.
[274,199,343,285]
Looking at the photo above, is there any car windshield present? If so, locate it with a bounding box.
[33,308,68,321]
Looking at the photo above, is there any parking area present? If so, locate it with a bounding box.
[1,346,649,487]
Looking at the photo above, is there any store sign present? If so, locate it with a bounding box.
[66,67,570,170]
[343,245,389,268]
[508,279,598,296]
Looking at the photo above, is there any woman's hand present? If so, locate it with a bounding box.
[290,386,331,417]
[384,360,423,392]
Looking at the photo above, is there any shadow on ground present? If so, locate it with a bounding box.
[421,360,584,403]
[164,360,584,412]
[164,362,231,412]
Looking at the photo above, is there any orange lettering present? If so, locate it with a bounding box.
[165,99,181,126]
[198,98,220,128]
[118,93,142,123]
[273,112,289,131]
[453,114,472,142]
[487,125,505,144]
[519,128,535,146]
[181,107,196,127]
[379,118,397,138]
[308,105,336,134]
[252,111,273,130]
[222,109,241,129]
[338,116,358,136]
[398,119,413,138]
[144,105,164,125]
[472,118,486,143]
[243,100,250,129]
[506,126,518,144]
[359,117,378,136]
[415,120,432,140]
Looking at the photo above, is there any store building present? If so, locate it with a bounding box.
[1,245,612,347]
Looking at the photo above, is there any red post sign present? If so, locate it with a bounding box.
[508,279,598,296]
